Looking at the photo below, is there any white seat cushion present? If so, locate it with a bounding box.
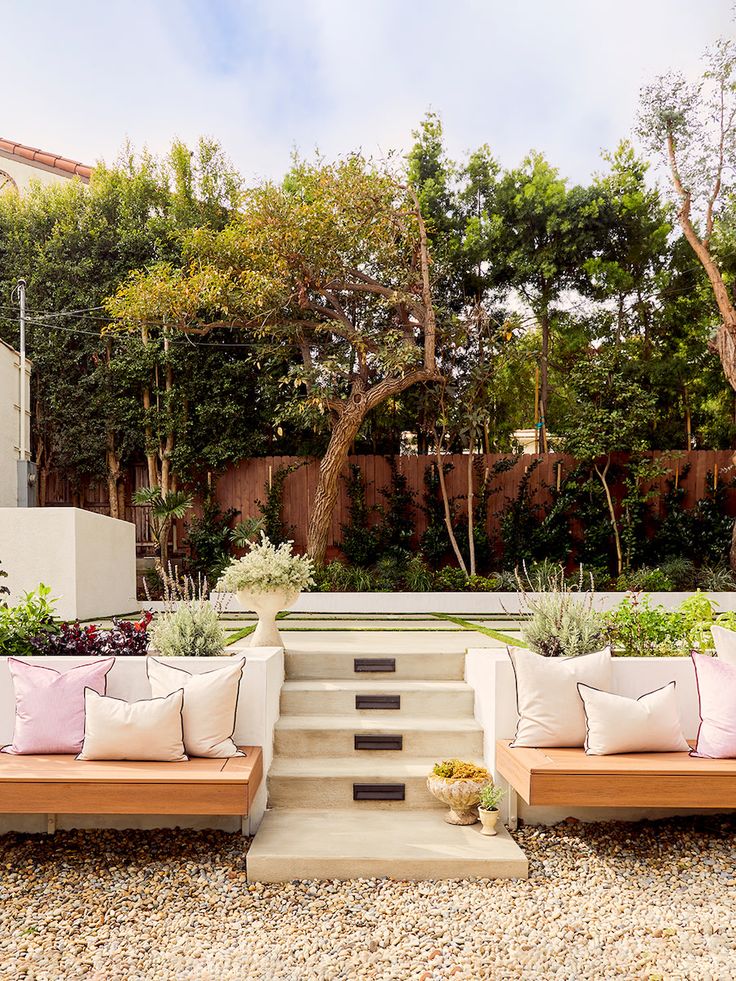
[578,681,689,755]
[508,646,612,747]
[147,657,245,758]
[78,689,187,762]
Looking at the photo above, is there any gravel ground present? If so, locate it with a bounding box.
[0,816,734,981]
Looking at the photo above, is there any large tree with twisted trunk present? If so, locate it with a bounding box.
[639,38,736,563]
[106,155,443,565]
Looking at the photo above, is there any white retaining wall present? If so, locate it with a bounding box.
[0,647,283,834]
[214,590,736,615]
[0,507,137,620]
[465,649,719,825]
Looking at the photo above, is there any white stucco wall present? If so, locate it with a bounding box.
[0,507,137,619]
[0,153,80,194]
[0,647,283,833]
[0,340,31,508]
[465,648,724,825]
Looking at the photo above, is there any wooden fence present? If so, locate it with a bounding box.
[43,449,736,559]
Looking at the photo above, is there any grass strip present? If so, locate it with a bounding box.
[431,613,528,647]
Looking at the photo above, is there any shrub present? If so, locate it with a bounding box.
[519,565,605,658]
[433,566,469,592]
[150,602,225,657]
[657,557,698,590]
[615,567,675,592]
[185,499,239,583]
[604,593,685,657]
[340,464,381,566]
[217,535,315,594]
[0,584,58,657]
[29,612,152,657]
[697,561,736,591]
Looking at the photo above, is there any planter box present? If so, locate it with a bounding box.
[0,649,283,834]
[211,590,736,616]
[466,649,706,826]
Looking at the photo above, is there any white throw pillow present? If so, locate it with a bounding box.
[146,657,245,758]
[78,689,187,762]
[710,624,736,665]
[508,646,612,747]
[578,681,689,756]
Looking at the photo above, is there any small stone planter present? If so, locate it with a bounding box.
[478,806,500,836]
[426,775,491,825]
[236,589,300,647]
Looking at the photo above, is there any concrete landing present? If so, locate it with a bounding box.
[247,808,528,882]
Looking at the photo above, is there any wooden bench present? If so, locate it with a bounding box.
[0,746,263,834]
[496,739,736,828]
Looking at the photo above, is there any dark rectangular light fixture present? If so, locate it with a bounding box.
[354,734,403,751]
[354,658,396,673]
[353,783,405,801]
[355,694,401,710]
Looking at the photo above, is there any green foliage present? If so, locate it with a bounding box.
[217,535,315,594]
[185,499,239,584]
[0,585,58,657]
[256,464,301,547]
[340,465,381,567]
[604,592,734,656]
[379,459,417,555]
[478,784,505,811]
[431,759,491,781]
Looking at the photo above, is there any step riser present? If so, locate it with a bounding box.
[248,854,526,882]
[280,690,475,716]
[285,651,466,681]
[274,728,484,758]
[268,775,446,810]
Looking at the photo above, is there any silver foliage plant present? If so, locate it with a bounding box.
[518,563,605,658]
[147,565,226,657]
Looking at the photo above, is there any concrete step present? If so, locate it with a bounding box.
[284,648,466,681]
[280,679,475,717]
[247,808,528,881]
[274,714,484,758]
[268,756,483,810]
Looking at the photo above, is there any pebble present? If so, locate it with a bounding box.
[0,816,733,980]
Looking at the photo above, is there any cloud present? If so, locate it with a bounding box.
[1,0,732,184]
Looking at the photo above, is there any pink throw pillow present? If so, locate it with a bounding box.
[2,657,115,755]
[691,651,736,759]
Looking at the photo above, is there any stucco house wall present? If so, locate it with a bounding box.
[0,339,30,507]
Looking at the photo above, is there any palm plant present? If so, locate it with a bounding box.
[133,487,193,567]
[231,516,266,549]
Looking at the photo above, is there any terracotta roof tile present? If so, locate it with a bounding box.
[0,138,92,182]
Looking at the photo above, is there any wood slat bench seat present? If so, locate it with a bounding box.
[496,739,736,809]
[0,746,263,823]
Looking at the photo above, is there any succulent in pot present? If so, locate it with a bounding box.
[426,758,492,825]
[477,783,505,836]
[217,535,315,647]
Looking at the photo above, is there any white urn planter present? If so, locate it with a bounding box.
[237,589,300,648]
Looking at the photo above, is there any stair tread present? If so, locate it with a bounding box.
[282,679,471,692]
[247,809,528,881]
[269,756,483,778]
[275,714,482,732]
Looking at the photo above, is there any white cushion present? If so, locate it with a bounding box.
[710,624,736,664]
[508,646,612,747]
[147,657,245,758]
[78,689,187,762]
[578,681,689,755]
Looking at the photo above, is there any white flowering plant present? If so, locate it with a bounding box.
[216,535,315,595]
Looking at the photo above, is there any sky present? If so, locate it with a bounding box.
[2,0,733,185]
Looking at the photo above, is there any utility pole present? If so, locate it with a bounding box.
[18,278,26,462]
[16,278,36,507]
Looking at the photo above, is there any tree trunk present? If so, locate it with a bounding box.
[539,310,550,452]
[105,432,121,520]
[467,434,476,577]
[594,458,623,577]
[307,402,366,565]
[435,445,468,575]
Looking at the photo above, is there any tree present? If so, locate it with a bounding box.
[559,351,657,576]
[640,38,736,563]
[107,155,443,565]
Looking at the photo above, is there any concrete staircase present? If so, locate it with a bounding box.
[246,646,527,881]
